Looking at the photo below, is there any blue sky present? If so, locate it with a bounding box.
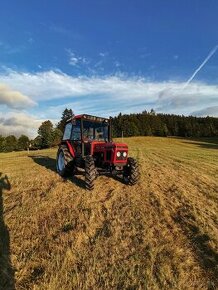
[0,0,218,137]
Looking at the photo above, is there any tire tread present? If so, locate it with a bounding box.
[85,155,96,190]
[56,145,74,177]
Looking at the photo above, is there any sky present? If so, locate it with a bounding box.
[0,0,218,137]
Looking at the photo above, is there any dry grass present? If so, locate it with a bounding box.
[0,137,218,290]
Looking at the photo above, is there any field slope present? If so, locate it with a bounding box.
[0,137,218,290]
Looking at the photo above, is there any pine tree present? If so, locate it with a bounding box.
[57,108,74,133]
[52,128,62,146]
[110,111,218,138]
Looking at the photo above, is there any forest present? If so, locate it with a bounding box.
[0,108,218,152]
[112,110,218,138]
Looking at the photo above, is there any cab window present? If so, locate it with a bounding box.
[63,123,72,140]
[71,121,81,140]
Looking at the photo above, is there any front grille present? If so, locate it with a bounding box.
[106,151,112,161]
[116,151,127,160]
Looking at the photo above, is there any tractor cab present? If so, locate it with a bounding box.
[57,114,139,190]
[63,114,112,157]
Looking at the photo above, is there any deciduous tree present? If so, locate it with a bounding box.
[17,135,30,150]
[38,120,54,148]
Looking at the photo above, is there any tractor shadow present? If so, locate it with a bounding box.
[29,155,86,189]
[30,155,125,189]
[0,173,15,290]
[106,173,127,185]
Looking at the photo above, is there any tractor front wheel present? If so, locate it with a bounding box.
[56,145,74,177]
[123,157,139,185]
[85,155,96,190]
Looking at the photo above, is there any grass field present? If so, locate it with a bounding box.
[0,137,218,290]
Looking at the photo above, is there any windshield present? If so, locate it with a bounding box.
[83,121,109,141]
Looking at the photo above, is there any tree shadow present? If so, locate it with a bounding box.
[172,137,218,149]
[183,141,218,150]
[0,173,15,290]
[29,155,86,189]
[174,207,218,288]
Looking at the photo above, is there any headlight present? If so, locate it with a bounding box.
[116,151,121,157]
[123,152,127,157]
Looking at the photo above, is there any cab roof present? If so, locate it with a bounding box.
[66,114,109,123]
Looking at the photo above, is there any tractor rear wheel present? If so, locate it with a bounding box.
[85,155,96,190]
[123,157,139,185]
[56,145,74,177]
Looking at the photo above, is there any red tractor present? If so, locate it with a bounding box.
[56,114,139,190]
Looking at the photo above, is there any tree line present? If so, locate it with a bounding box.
[0,109,73,152]
[112,110,218,138]
[0,134,30,152]
[0,108,217,152]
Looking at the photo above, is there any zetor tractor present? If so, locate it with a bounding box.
[56,114,139,190]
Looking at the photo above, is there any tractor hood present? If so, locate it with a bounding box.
[92,141,128,151]
[90,141,128,164]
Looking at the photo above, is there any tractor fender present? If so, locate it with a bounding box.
[65,141,76,157]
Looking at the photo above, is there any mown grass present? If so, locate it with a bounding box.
[0,137,218,290]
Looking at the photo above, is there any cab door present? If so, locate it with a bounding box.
[70,121,82,157]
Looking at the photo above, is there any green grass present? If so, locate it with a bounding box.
[0,137,218,289]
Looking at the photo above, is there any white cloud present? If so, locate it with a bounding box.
[99,52,109,57]
[114,61,121,68]
[0,84,36,109]
[69,53,79,66]
[67,49,88,66]
[0,68,217,137]
[0,112,42,138]
[0,69,218,117]
[191,106,218,117]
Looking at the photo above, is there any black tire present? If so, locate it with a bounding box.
[56,145,74,177]
[85,155,96,190]
[123,157,139,185]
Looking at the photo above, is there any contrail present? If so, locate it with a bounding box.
[183,44,218,89]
